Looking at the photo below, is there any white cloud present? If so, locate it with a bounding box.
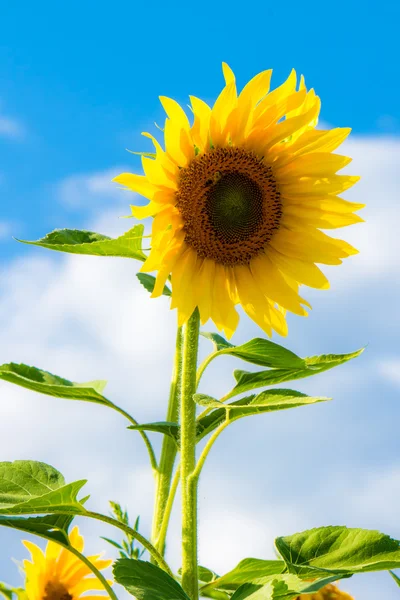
[378,359,400,387]
[0,221,12,241]
[1,134,400,599]
[57,166,131,209]
[0,106,25,140]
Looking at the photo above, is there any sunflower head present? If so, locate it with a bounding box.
[114,64,363,338]
[21,526,112,600]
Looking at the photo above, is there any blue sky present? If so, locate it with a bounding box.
[1,1,400,598]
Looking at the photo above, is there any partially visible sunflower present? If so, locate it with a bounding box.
[297,583,354,599]
[21,526,112,600]
[114,64,363,338]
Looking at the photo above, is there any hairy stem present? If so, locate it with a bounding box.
[151,326,183,554]
[180,310,200,600]
[156,465,181,554]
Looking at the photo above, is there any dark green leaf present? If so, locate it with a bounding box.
[390,570,400,587]
[226,348,364,400]
[0,583,14,600]
[113,558,190,600]
[197,390,329,441]
[17,225,146,261]
[137,273,171,297]
[0,363,110,405]
[0,513,72,544]
[276,526,400,577]
[128,422,180,444]
[0,460,87,515]
[200,558,285,593]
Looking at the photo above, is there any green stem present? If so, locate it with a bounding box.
[84,510,174,577]
[108,402,158,472]
[151,326,183,554]
[156,465,181,553]
[191,412,231,482]
[180,309,200,600]
[196,351,219,389]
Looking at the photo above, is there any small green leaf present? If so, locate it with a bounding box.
[101,536,124,550]
[113,558,190,600]
[127,150,157,159]
[275,526,400,576]
[0,583,14,600]
[226,348,364,400]
[201,332,235,352]
[390,570,400,587]
[193,394,223,409]
[17,225,146,261]
[201,558,285,593]
[0,513,72,545]
[0,363,109,405]
[198,566,219,584]
[0,460,87,515]
[128,422,180,443]
[136,273,171,297]
[196,390,329,441]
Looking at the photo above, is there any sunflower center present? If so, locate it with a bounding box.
[43,581,73,600]
[176,147,282,265]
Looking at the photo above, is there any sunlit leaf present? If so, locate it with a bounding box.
[196,390,329,441]
[200,558,285,593]
[275,526,400,576]
[230,574,341,600]
[225,348,364,400]
[17,225,146,261]
[128,422,180,444]
[0,363,109,405]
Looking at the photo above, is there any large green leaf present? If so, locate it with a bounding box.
[0,461,87,515]
[200,559,285,593]
[196,390,329,441]
[225,348,363,400]
[202,334,305,369]
[230,574,341,600]
[275,526,400,577]
[137,273,171,297]
[0,363,110,405]
[113,558,190,600]
[0,513,73,544]
[17,225,146,261]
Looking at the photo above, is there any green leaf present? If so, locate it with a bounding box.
[226,348,364,400]
[0,460,87,515]
[201,332,235,352]
[128,422,180,444]
[390,570,400,587]
[137,273,171,297]
[0,363,110,405]
[17,225,146,261]
[196,390,329,441]
[198,566,219,584]
[0,583,14,600]
[0,513,73,544]
[275,526,400,577]
[113,558,190,600]
[230,574,341,600]
[201,558,285,593]
[202,334,305,369]
[193,394,224,409]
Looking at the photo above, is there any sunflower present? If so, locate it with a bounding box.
[21,526,112,600]
[114,64,363,338]
[297,583,354,599]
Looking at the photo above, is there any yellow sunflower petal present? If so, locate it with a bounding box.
[113,173,156,199]
[210,82,237,146]
[190,96,212,151]
[276,153,352,178]
[141,156,177,188]
[222,62,236,85]
[282,208,364,229]
[279,174,360,196]
[211,264,240,338]
[269,248,330,289]
[22,540,46,569]
[234,265,273,337]
[282,194,365,213]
